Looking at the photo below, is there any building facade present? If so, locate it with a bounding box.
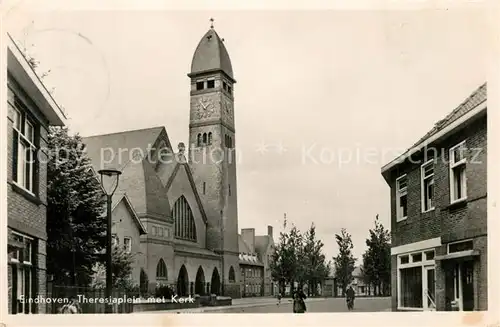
[238,226,275,297]
[83,26,273,298]
[381,83,487,311]
[6,35,67,314]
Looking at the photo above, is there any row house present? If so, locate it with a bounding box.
[6,34,67,314]
[381,83,487,311]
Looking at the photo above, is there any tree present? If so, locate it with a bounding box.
[269,223,303,295]
[46,127,107,286]
[91,244,134,289]
[302,223,330,296]
[333,228,356,296]
[362,215,391,296]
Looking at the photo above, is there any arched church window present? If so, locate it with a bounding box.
[203,133,207,145]
[197,134,202,147]
[172,195,197,242]
[156,258,167,279]
[229,266,236,282]
[208,132,212,145]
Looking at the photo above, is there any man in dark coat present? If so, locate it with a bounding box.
[346,285,355,310]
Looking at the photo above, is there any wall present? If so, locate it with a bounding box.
[166,165,206,249]
[111,199,143,284]
[388,115,487,311]
[7,76,50,313]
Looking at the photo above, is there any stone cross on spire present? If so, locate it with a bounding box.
[210,17,214,29]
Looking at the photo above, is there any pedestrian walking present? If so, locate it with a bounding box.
[292,289,307,313]
[277,292,282,305]
[346,285,355,311]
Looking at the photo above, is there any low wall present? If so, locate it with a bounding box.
[132,297,200,312]
[132,295,232,312]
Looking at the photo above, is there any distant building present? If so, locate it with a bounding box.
[381,83,487,311]
[6,34,67,314]
[352,266,368,296]
[238,226,275,297]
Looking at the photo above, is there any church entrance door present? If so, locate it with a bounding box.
[195,266,206,295]
[177,265,189,296]
[210,267,221,295]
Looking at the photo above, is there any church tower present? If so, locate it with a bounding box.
[188,23,240,286]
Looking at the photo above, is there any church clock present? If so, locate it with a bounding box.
[222,98,233,123]
[196,95,217,119]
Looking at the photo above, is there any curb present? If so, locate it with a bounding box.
[170,297,330,313]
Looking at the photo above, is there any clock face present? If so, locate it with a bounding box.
[222,99,233,121]
[196,96,216,119]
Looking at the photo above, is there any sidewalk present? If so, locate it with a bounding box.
[145,296,328,313]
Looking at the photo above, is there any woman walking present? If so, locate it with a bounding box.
[292,289,307,313]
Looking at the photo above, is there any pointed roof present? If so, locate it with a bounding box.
[112,193,147,235]
[189,28,235,82]
[255,235,273,255]
[163,160,208,225]
[82,126,172,221]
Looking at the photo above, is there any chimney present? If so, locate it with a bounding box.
[267,225,273,238]
[241,228,255,253]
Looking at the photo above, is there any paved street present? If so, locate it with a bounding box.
[205,297,391,313]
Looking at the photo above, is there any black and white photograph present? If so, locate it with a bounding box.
[2,1,498,324]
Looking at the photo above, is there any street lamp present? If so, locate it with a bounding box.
[98,169,121,314]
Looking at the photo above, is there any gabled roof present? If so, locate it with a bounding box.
[238,234,252,254]
[381,83,487,178]
[412,83,486,147]
[83,126,164,171]
[83,126,172,221]
[112,193,147,235]
[254,235,273,255]
[353,266,363,277]
[164,159,208,225]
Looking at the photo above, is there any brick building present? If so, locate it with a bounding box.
[82,26,273,298]
[381,83,487,311]
[238,226,276,297]
[6,35,67,313]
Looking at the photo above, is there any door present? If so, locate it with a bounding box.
[461,261,474,311]
[423,266,436,310]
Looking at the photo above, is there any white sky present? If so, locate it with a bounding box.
[5,5,494,262]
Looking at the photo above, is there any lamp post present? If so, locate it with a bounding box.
[98,169,121,314]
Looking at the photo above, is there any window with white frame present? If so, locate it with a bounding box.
[11,102,37,194]
[449,141,467,203]
[10,232,35,314]
[397,249,436,310]
[123,237,132,253]
[396,175,408,221]
[421,161,435,212]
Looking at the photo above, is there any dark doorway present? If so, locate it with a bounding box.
[462,261,475,311]
[177,265,189,296]
[140,269,148,294]
[195,266,205,295]
[210,267,221,295]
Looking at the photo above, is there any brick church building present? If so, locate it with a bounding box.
[83,26,274,299]
[381,83,487,311]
